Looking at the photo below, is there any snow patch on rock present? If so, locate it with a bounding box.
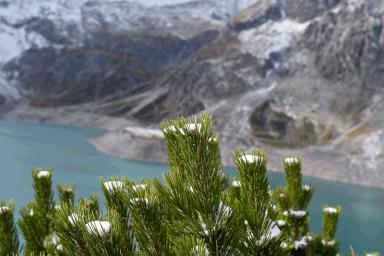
[123,127,165,139]
[238,18,311,59]
[362,130,383,159]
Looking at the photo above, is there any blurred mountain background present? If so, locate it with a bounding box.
[0,0,384,188]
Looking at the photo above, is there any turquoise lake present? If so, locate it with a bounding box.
[0,119,383,255]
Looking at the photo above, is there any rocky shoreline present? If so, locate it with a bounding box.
[1,101,384,191]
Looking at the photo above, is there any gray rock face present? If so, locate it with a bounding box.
[25,18,72,45]
[285,0,342,22]
[1,29,221,108]
[227,0,283,33]
[300,1,384,85]
[1,0,384,189]
[0,94,6,105]
[0,0,232,107]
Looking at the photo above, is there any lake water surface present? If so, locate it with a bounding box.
[0,119,383,255]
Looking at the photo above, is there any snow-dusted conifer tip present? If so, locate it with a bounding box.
[0,206,10,214]
[37,171,50,179]
[64,188,73,193]
[104,181,124,193]
[284,209,307,218]
[284,157,299,165]
[323,207,338,214]
[184,123,201,133]
[164,123,202,135]
[163,125,178,134]
[239,155,262,164]
[208,136,217,143]
[322,239,336,246]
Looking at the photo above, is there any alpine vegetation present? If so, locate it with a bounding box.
[0,111,381,256]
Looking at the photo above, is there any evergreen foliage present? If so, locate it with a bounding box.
[0,111,381,256]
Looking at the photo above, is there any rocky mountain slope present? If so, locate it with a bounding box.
[1,0,384,189]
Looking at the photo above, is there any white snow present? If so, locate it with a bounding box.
[346,0,364,13]
[124,126,165,138]
[245,207,285,248]
[0,0,257,63]
[238,19,311,59]
[0,0,258,63]
[0,0,258,68]
[208,136,218,143]
[68,213,79,224]
[218,200,232,217]
[161,123,203,135]
[184,123,201,132]
[322,239,336,246]
[284,157,299,165]
[283,209,307,218]
[51,233,60,245]
[232,180,241,187]
[0,73,21,100]
[362,130,383,159]
[293,236,312,250]
[323,207,338,214]
[37,170,50,178]
[141,0,258,11]
[239,155,262,164]
[331,6,341,14]
[85,221,111,236]
[0,206,10,214]
[0,32,21,61]
[103,181,124,193]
